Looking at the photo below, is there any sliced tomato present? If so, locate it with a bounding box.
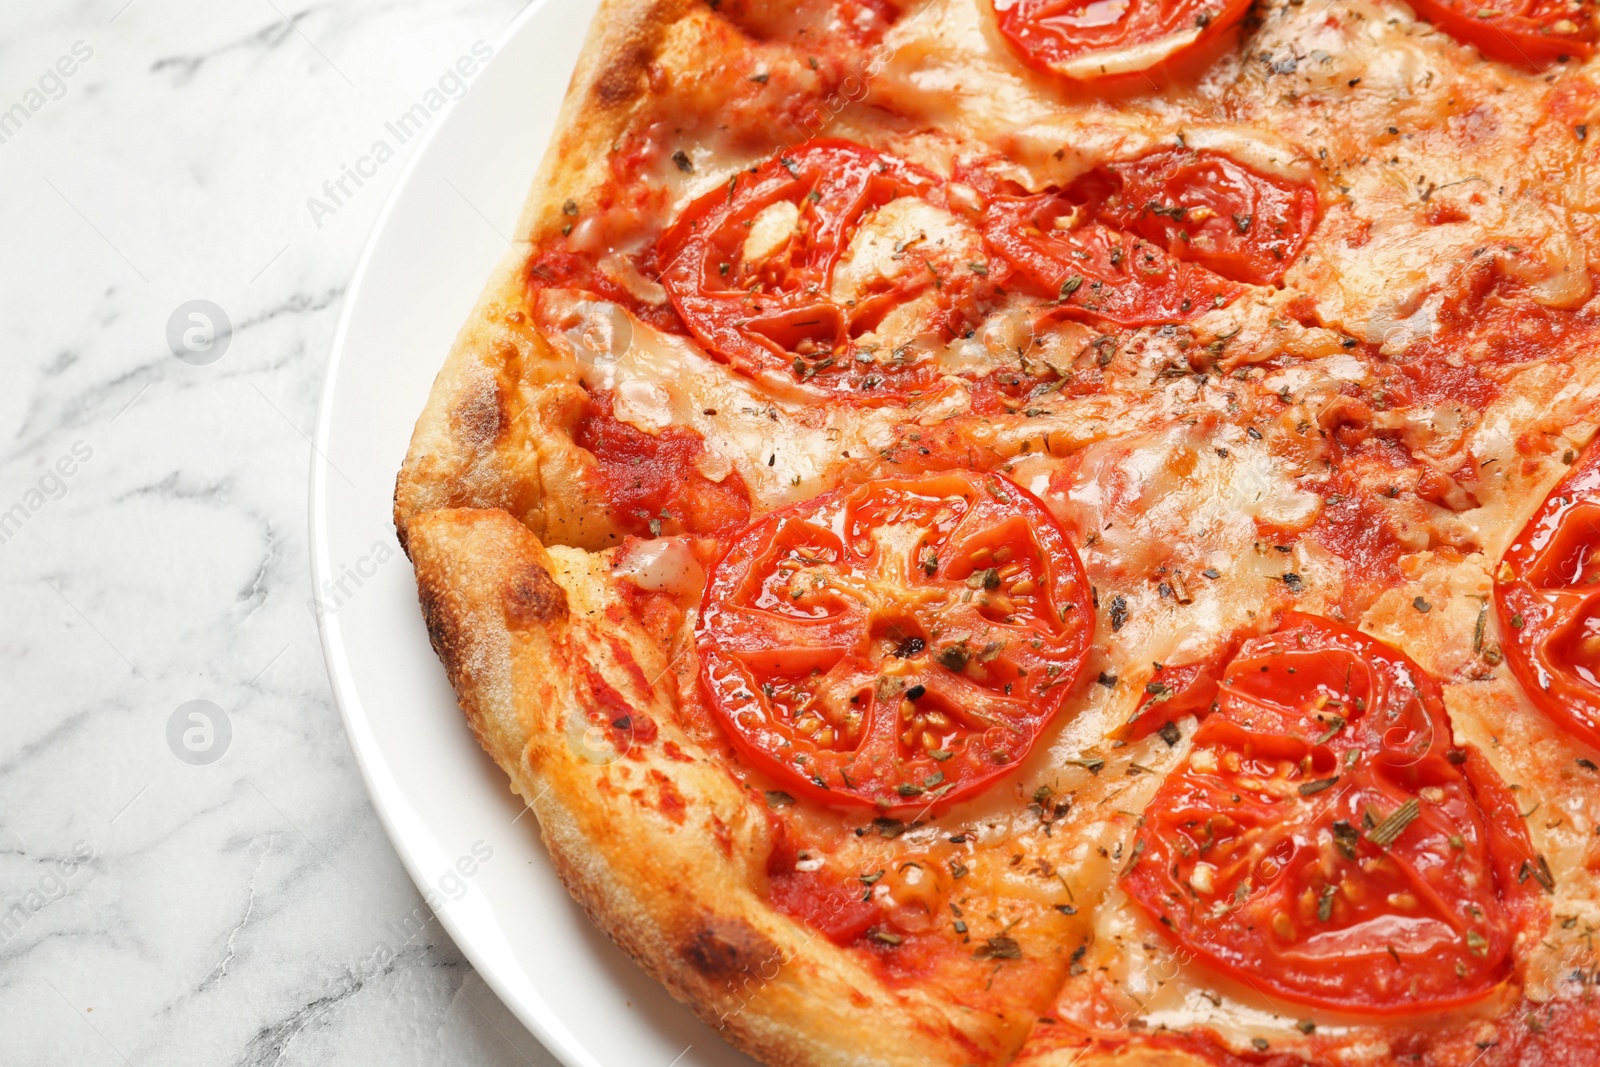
[982,191,1241,326]
[696,471,1093,813]
[1124,613,1541,1013]
[1495,441,1600,749]
[657,140,996,401]
[992,0,1256,81]
[1121,634,1242,733]
[1076,148,1318,287]
[1406,0,1595,66]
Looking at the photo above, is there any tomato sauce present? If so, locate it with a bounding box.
[573,389,753,540]
[1381,251,1596,413]
[764,820,881,943]
[1300,473,1407,607]
[714,0,904,47]
[616,582,688,646]
[967,363,1112,417]
[647,768,688,823]
[580,662,659,754]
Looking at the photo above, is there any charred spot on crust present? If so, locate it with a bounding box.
[681,918,779,983]
[418,578,464,678]
[504,562,569,628]
[451,371,505,451]
[394,481,414,556]
[594,41,654,108]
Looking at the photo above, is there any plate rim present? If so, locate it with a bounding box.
[308,5,603,1065]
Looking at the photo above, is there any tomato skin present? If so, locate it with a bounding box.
[1123,635,1242,740]
[982,192,1241,327]
[657,140,992,402]
[1124,613,1541,1013]
[1495,441,1600,750]
[992,0,1256,81]
[975,148,1314,323]
[696,471,1094,814]
[1082,149,1319,287]
[1404,0,1595,66]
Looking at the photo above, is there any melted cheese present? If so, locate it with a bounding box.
[871,0,1316,189]
[831,197,977,299]
[614,536,705,596]
[538,290,896,507]
[744,200,803,264]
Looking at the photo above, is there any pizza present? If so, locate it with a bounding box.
[392,0,1600,1063]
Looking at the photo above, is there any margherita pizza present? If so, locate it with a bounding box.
[394,0,1600,1063]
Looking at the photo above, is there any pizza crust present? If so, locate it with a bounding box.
[395,0,687,551]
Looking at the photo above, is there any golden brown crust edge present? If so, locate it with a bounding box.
[394,0,690,553]
[406,506,1076,1067]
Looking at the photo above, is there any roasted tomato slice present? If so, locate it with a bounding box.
[657,140,995,401]
[1075,148,1318,287]
[992,0,1255,81]
[982,191,1241,326]
[1496,441,1600,749]
[1406,0,1595,66]
[1124,613,1541,1013]
[696,471,1094,813]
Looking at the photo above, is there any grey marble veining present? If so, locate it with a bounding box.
[0,2,559,1064]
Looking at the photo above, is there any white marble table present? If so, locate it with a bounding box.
[0,2,562,1063]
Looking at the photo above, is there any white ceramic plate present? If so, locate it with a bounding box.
[311,5,758,1066]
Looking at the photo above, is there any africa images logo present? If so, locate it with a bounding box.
[0,40,93,147]
[166,300,233,365]
[305,41,494,229]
